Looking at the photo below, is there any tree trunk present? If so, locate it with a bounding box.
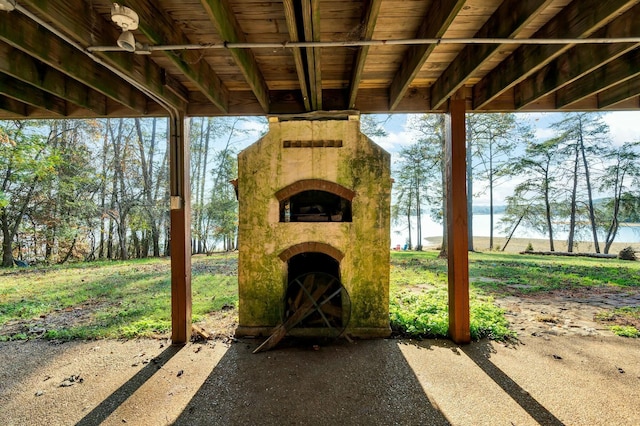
[544,172,555,252]
[2,215,13,267]
[466,122,474,251]
[489,141,494,250]
[578,130,600,253]
[566,144,579,252]
[439,128,448,259]
[502,211,526,252]
[58,235,77,265]
[415,173,422,251]
[603,162,624,254]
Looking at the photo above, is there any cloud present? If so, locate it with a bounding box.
[603,111,640,146]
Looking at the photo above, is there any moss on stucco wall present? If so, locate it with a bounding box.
[237,118,391,336]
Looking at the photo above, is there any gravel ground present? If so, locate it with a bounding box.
[1,332,639,426]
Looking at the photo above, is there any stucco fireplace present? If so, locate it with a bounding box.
[235,113,391,339]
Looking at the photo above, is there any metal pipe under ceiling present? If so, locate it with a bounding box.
[86,37,640,53]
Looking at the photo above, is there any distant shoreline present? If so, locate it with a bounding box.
[422,236,638,254]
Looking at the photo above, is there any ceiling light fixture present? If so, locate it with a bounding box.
[0,0,16,12]
[111,3,139,52]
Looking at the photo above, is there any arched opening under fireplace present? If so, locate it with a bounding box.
[285,252,348,331]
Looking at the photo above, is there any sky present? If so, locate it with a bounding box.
[364,111,640,206]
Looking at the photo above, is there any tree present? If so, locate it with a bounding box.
[467,113,529,250]
[599,141,640,253]
[394,114,445,252]
[503,138,563,251]
[552,113,610,252]
[0,121,59,266]
[360,114,390,139]
[39,120,100,263]
[132,118,168,257]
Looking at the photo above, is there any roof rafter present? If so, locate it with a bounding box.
[282,0,311,111]
[303,0,322,110]
[348,0,382,109]
[430,0,552,110]
[0,43,107,115]
[0,11,149,114]
[20,0,186,113]
[201,0,270,113]
[0,94,29,117]
[121,0,228,113]
[473,0,639,110]
[389,0,465,111]
[598,75,640,108]
[514,5,640,109]
[0,73,67,116]
[556,48,640,108]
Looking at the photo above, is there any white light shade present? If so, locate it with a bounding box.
[111,3,139,31]
[117,31,136,52]
[0,0,16,12]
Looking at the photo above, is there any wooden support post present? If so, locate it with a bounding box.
[169,114,192,345]
[445,90,471,344]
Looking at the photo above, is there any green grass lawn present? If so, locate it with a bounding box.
[1,251,638,341]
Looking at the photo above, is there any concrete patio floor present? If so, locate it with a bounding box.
[1,334,639,425]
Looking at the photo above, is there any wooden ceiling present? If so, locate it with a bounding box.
[1,0,640,119]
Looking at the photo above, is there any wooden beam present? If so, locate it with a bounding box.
[201,0,270,113]
[120,0,227,112]
[473,0,638,110]
[445,90,470,345]
[389,0,465,111]
[169,114,192,345]
[301,0,322,110]
[282,0,311,111]
[21,0,186,112]
[0,11,150,114]
[430,0,552,110]
[598,75,640,108]
[0,43,107,115]
[515,6,640,109]
[556,48,640,108]
[0,73,67,116]
[348,0,382,109]
[0,95,28,117]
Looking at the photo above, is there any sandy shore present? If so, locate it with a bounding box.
[423,236,638,254]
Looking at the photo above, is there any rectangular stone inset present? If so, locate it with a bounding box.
[283,139,343,148]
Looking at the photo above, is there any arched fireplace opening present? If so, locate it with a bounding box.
[280,190,352,222]
[285,252,347,331]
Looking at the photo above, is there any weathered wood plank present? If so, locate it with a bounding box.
[0,72,67,116]
[282,0,311,111]
[0,95,28,117]
[121,0,228,112]
[430,0,552,110]
[21,0,186,112]
[0,43,107,115]
[388,0,466,111]
[0,11,149,114]
[514,5,640,109]
[348,0,382,109]
[556,48,640,108]
[301,0,322,110]
[311,0,322,110]
[473,0,639,109]
[201,0,270,112]
[254,277,330,354]
[598,75,640,108]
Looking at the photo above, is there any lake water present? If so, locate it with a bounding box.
[391,213,640,247]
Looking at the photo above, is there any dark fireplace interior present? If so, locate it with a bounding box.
[285,252,347,330]
[280,190,352,222]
